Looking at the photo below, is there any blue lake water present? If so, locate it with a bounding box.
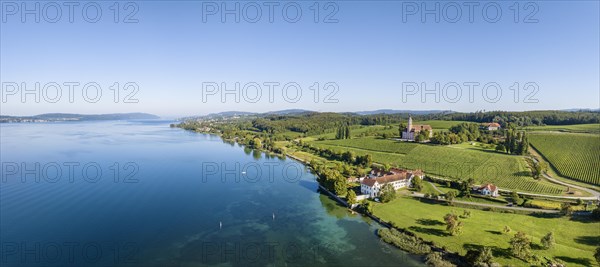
[0,120,423,266]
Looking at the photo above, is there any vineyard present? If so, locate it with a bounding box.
[529,133,600,186]
[305,120,468,140]
[520,123,600,134]
[311,137,566,194]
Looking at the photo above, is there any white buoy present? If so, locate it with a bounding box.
[272,212,275,220]
[219,221,222,229]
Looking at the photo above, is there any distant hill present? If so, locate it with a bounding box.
[355,109,453,115]
[181,109,453,121]
[265,109,314,115]
[561,108,600,112]
[0,113,159,123]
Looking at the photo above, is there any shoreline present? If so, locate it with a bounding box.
[178,127,462,265]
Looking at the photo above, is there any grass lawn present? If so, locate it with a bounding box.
[373,197,600,267]
[420,182,439,195]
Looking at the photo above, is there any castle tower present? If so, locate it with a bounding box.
[407,116,413,131]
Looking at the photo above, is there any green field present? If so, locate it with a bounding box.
[529,133,600,186]
[311,137,567,195]
[520,123,600,134]
[373,197,600,267]
[305,120,468,140]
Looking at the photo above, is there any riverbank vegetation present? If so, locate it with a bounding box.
[373,197,599,267]
[175,110,600,267]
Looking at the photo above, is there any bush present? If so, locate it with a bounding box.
[425,252,456,267]
[377,228,431,255]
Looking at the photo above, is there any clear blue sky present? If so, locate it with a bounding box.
[1,1,598,117]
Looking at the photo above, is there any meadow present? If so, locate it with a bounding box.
[529,133,600,186]
[311,137,567,195]
[373,197,600,267]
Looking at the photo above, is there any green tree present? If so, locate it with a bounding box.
[412,176,423,192]
[560,202,573,216]
[510,231,532,260]
[383,163,391,172]
[425,252,456,267]
[380,183,396,203]
[541,232,555,250]
[445,191,456,205]
[510,191,520,205]
[460,210,471,219]
[334,179,347,196]
[465,246,495,266]
[495,144,506,152]
[443,213,463,236]
[363,201,373,214]
[347,190,357,205]
[594,247,600,265]
[399,122,407,137]
[250,137,263,149]
[345,126,351,139]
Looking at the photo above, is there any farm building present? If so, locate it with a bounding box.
[474,183,499,197]
[482,122,501,131]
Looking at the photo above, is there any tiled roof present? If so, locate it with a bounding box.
[477,183,497,192]
[361,169,420,187]
[485,122,501,127]
[409,124,432,132]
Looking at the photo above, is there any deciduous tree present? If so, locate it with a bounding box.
[510,231,532,260]
[380,183,396,203]
[541,232,555,250]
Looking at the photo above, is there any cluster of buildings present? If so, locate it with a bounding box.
[354,166,499,199]
[401,117,432,141]
[353,117,502,198]
[359,168,423,198]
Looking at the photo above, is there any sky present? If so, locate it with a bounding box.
[1,1,599,117]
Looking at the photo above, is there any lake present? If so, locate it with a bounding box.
[0,120,423,266]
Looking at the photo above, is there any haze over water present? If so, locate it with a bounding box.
[0,120,423,266]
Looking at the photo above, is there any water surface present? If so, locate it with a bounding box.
[0,120,423,266]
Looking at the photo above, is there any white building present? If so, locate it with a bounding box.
[474,184,499,197]
[360,169,423,198]
[401,116,433,141]
[482,122,501,131]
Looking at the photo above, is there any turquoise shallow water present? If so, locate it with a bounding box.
[0,120,424,266]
